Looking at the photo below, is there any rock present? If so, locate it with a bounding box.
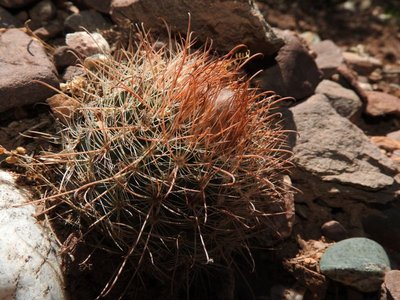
[33,19,63,41]
[53,46,79,71]
[319,237,390,292]
[0,29,58,113]
[257,29,322,100]
[0,170,67,300]
[362,209,400,252]
[64,10,111,33]
[65,31,110,58]
[0,0,39,9]
[28,0,57,23]
[370,136,400,152]
[365,91,400,117]
[270,285,305,300]
[299,31,321,45]
[382,270,400,300]
[111,0,284,56]
[62,65,85,81]
[321,220,348,241]
[343,51,382,75]
[315,79,362,120]
[289,94,399,203]
[83,0,111,13]
[311,40,344,79]
[0,7,22,28]
[47,94,81,125]
[387,130,400,142]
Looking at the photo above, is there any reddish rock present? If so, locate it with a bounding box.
[0,29,58,113]
[33,19,63,41]
[53,46,79,71]
[111,0,283,56]
[383,270,400,300]
[257,30,322,100]
[311,40,344,79]
[65,31,110,58]
[365,91,400,117]
[0,0,39,9]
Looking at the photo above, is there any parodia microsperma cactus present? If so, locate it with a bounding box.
[23,31,293,297]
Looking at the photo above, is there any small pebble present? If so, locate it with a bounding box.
[321,220,347,241]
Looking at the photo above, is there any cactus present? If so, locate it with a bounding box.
[24,32,293,297]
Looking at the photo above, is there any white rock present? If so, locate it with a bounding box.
[66,31,110,58]
[0,170,67,300]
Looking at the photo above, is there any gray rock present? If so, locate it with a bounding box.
[362,209,400,252]
[0,170,67,300]
[0,28,58,112]
[0,0,39,9]
[311,40,344,79]
[321,220,348,241]
[65,31,110,58]
[289,94,399,203]
[0,7,22,28]
[257,29,322,100]
[382,270,400,300]
[28,0,57,23]
[315,79,362,120]
[365,91,400,117]
[64,10,111,33]
[320,237,390,292]
[111,0,283,56]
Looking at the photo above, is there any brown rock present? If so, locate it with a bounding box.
[365,91,400,117]
[111,0,283,56]
[64,10,111,33]
[0,0,39,9]
[83,0,112,13]
[53,46,79,71]
[383,270,400,300]
[257,30,322,100]
[0,29,58,112]
[321,220,347,241]
[65,31,110,58]
[28,0,57,23]
[0,7,22,28]
[61,66,85,82]
[311,40,344,79]
[47,94,80,125]
[289,94,400,203]
[33,19,63,41]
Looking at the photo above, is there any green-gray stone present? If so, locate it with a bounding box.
[319,237,390,292]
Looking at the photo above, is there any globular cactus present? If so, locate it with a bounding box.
[24,32,293,297]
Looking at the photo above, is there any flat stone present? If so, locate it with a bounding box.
[0,170,67,300]
[0,28,58,112]
[387,130,400,142]
[320,238,390,292]
[111,0,284,56]
[343,51,382,75]
[315,79,362,120]
[383,270,400,300]
[257,29,322,100]
[0,6,23,28]
[311,40,344,79]
[365,91,400,117]
[289,94,399,203]
[64,10,111,32]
